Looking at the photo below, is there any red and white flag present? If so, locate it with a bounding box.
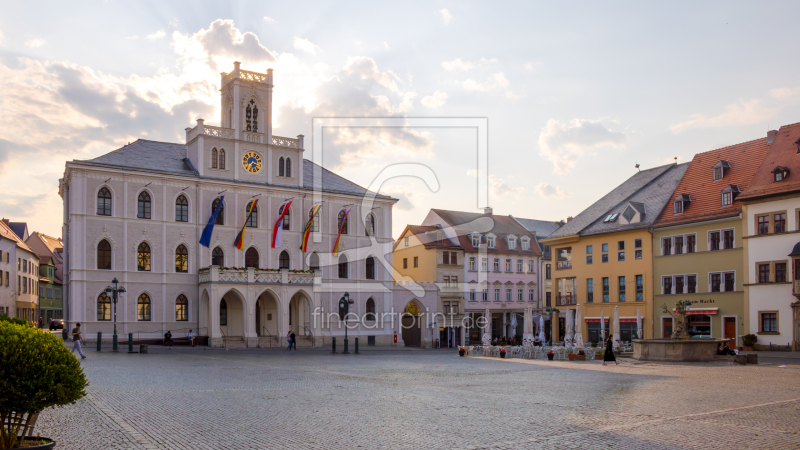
[271,200,292,248]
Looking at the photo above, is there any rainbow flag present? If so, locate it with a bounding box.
[332,207,350,256]
[271,200,292,248]
[301,204,321,252]
[234,199,258,250]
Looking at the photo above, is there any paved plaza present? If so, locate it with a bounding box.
[36,346,800,450]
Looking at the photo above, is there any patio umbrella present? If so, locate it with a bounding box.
[574,304,584,348]
[564,309,573,349]
[539,315,546,345]
[600,310,605,343]
[482,308,492,344]
[636,309,642,339]
[524,307,533,343]
[613,305,621,350]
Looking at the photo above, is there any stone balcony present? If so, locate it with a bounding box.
[199,267,318,285]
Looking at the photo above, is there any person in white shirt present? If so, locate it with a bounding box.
[186,329,195,347]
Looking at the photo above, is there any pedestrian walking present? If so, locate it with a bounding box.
[290,331,296,350]
[602,334,618,366]
[187,329,195,347]
[71,323,86,359]
[286,332,292,350]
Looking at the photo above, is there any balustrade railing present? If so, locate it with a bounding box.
[271,135,299,148]
[244,131,264,143]
[556,295,577,306]
[199,267,316,285]
[556,261,572,270]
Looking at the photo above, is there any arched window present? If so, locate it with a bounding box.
[175,294,188,321]
[245,247,259,269]
[246,200,258,228]
[211,148,218,169]
[338,254,348,279]
[175,244,188,273]
[309,252,320,271]
[366,256,375,280]
[175,195,188,222]
[220,299,228,326]
[137,191,151,219]
[278,157,285,177]
[365,213,375,237]
[286,158,292,177]
[218,149,226,170]
[280,204,290,230]
[137,293,151,321]
[338,210,349,235]
[308,207,320,232]
[97,292,111,321]
[246,101,253,132]
[97,187,112,216]
[366,298,376,322]
[212,247,224,266]
[279,250,290,269]
[137,242,151,271]
[97,239,111,270]
[212,198,224,225]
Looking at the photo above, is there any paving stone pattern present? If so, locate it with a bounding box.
[36,347,800,449]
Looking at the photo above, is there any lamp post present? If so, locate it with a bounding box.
[338,291,353,354]
[104,278,126,352]
[544,307,557,346]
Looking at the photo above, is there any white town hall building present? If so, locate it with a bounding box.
[60,62,437,348]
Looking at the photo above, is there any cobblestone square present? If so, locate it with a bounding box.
[36,347,800,449]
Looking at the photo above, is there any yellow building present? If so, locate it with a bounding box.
[541,163,688,344]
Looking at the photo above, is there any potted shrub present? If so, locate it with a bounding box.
[575,349,586,361]
[567,349,576,361]
[591,342,597,348]
[498,348,507,358]
[595,349,605,360]
[547,350,554,361]
[0,320,88,449]
[458,346,466,357]
[741,334,757,351]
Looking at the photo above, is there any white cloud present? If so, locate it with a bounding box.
[0,30,4,45]
[524,61,543,72]
[670,98,777,134]
[441,57,496,72]
[421,90,448,108]
[538,118,628,174]
[460,72,509,91]
[533,182,572,199]
[263,16,276,23]
[125,35,139,40]
[146,30,166,40]
[293,37,320,55]
[488,174,525,197]
[768,86,800,101]
[383,42,390,50]
[439,9,452,25]
[25,38,46,48]
[343,56,400,92]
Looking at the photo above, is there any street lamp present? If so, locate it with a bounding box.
[338,291,354,354]
[104,278,126,352]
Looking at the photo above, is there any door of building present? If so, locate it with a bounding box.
[724,317,736,346]
[662,317,673,338]
[401,315,420,347]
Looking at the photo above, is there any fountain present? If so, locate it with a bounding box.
[632,300,728,362]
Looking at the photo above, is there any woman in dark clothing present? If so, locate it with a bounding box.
[602,335,619,366]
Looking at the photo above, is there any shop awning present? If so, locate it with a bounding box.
[584,316,637,323]
[685,308,718,315]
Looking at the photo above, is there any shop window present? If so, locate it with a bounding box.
[687,315,711,337]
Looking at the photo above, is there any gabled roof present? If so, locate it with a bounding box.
[739,123,800,200]
[71,139,391,199]
[654,136,769,227]
[26,232,63,264]
[8,222,29,241]
[425,209,542,256]
[393,224,463,251]
[0,220,36,255]
[545,163,687,239]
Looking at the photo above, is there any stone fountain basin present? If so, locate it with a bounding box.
[632,338,730,362]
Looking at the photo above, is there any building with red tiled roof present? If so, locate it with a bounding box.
[651,137,770,344]
[737,122,800,350]
[0,219,41,322]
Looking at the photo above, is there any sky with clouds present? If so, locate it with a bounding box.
[1,1,800,239]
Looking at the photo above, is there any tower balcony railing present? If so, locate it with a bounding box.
[186,119,304,149]
[199,266,318,285]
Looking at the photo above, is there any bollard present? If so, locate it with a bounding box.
[331,337,337,354]
[112,333,118,352]
[128,333,134,353]
[97,331,102,352]
[343,338,350,354]
[355,337,360,354]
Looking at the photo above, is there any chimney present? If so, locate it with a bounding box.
[566,216,573,222]
[767,130,778,144]
[484,207,493,215]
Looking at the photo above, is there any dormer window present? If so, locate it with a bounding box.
[721,185,740,207]
[713,161,730,181]
[507,235,517,250]
[521,237,530,251]
[471,234,481,247]
[487,235,496,248]
[619,202,645,225]
[772,166,790,182]
[674,194,691,215]
[602,213,619,223]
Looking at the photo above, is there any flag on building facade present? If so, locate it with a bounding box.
[233,199,258,250]
[199,195,224,248]
[271,200,292,248]
[301,204,321,252]
[332,207,350,256]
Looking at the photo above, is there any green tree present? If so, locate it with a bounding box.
[0,321,88,448]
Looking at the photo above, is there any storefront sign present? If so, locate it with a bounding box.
[686,309,717,315]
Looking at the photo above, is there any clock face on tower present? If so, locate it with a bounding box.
[242,151,262,173]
